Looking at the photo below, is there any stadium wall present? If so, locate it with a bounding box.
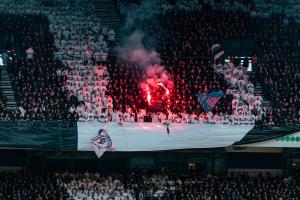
[1,148,299,176]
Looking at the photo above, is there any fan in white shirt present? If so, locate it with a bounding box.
[174,114,182,123]
[26,47,34,60]
[137,110,145,122]
[198,112,205,124]
[158,112,167,123]
[213,113,220,124]
[190,112,198,124]
[123,112,130,122]
[152,113,159,122]
[108,29,115,42]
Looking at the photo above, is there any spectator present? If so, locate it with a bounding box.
[25,47,34,60]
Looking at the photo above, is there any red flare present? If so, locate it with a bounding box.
[147,91,151,105]
[157,82,170,96]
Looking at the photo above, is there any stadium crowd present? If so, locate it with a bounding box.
[1,13,69,121]
[113,1,300,126]
[1,170,299,200]
[0,0,298,126]
[0,171,67,200]
[0,0,114,121]
[254,16,300,126]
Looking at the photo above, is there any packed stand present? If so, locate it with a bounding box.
[0,171,67,199]
[158,1,299,126]
[0,169,298,200]
[0,0,298,126]
[252,0,300,23]
[1,14,70,121]
[11,59,69,121]
[65,60,113,121]
[57,171,135,200]
[254,16,300,126]
[102,59,259,125]
[56,170,300,200]
[0,0,115,121]
[48,0,116,122]
[107,4,262,124]
[2,0,256,124]
[256,61,300,126]
[116,1,299,126]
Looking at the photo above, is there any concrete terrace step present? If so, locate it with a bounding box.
[1,87,14,91]
[2,90,14,93]
[1,84,14,88]
[95,5,116,9]
[1,91,14,95]
[4,93,15,96]
[3,95,15,98]
[7,107,17,110]
[6,101,16,105]
[94,1,115,4]
[1,91,16,95]
[99,18,120,22]
[96,14,119,18]
[6,101,17,104]
[5,93,15,96]
[0,84,10,86]
[0,85,13,88]
[6,99,16,103]
[97,15,120,20]
[0,78,11,80]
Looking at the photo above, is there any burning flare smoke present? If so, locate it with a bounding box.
[117,31,173,106]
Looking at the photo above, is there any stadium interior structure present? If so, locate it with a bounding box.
[0,0,300,199]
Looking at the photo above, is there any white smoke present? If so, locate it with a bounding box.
[117,31,160,67]
[117,30,173,96]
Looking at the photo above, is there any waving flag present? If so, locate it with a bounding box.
[197,90,224,112]
[211,44,224,60]
[91,127,112,158]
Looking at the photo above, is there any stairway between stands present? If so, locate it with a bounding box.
[0,66,17,110]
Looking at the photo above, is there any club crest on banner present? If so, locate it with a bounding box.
[91,127,112,158]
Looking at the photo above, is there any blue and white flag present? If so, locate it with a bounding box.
[91,127,112,158]
[211,44,224,60]
[197,90,224,112]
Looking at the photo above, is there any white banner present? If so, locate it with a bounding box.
[78,122,254,151]
[242,131,300,148]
